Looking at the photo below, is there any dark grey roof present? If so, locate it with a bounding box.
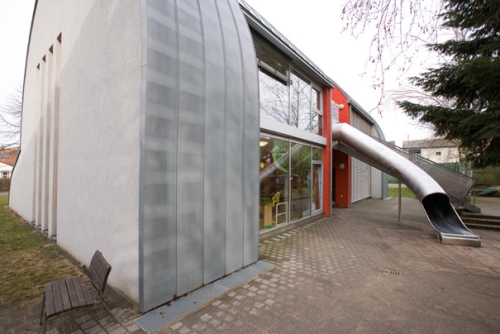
[239,0,334,87]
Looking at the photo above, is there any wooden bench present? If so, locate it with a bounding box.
[39,250,112,333]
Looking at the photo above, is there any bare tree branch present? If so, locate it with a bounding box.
[0,84,22,148]
[341,0,445,112]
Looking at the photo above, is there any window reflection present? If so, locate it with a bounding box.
[259,137,289,229]
[311,112,323,135]
[312,164,322,212]
[290,143,311,221]
[259,67,323,135]
[312,148,322,161]
[260,137,324,230]
[312,88,320,110]
[290,72,311,131]
[259,70,289,124]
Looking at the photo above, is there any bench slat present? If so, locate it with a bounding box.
[58,279,72,311]
[65,277,80,308]
[52,280,64,314]
[45,283,55,317]
[90,252,110,293]
[76,277,94,305]
[71,277,88,306]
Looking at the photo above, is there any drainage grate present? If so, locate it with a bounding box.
[384,269,402,276]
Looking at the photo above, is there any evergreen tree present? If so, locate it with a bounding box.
[398,0,500,168]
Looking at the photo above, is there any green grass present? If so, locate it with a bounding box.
[0,196,81,307]
[388,187,416,198]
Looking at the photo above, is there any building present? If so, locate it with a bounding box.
[10,0,387,312]
[402,139,459,164]
[0,148,18,180]
[0,148,20,167]
[0,162,13,179]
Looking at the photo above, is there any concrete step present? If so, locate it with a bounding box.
[460,213,500,231]
[460,213,500,221]
[462,217,500,225]
[464,222,500,231]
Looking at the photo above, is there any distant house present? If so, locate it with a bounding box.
[0,149,18,179]
[402,139,459,164]
[0,162,12,179]
[0,148,19,168]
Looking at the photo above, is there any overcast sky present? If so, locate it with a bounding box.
[0,0,434,145]
[0,1,34,105]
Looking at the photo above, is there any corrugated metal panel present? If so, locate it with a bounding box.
[350,112,371,202]
[140,0,259,312]
[140,0,179,311]
[176,0,205,297]
[218,0,245,274]
[200,0,227,285]
[229,0,260,267]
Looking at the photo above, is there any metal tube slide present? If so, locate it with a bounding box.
[332,123,480,247]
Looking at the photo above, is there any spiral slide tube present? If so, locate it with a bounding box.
[332,123,481,247]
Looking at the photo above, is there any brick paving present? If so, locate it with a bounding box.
[2,197,500,333]
[155,197,500,333]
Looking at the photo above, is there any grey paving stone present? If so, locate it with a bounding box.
[107,326,127,334]
[80,319,98,330]
[75,315,93,325]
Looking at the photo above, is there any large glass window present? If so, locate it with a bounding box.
[259,137,289,229]
[290,72,311,131]
[258,66,323,135]
[259,70,289,125]
[259,137,325,231]
[311,88,323,135]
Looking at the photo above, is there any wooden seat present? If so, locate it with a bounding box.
[39,250,112,333]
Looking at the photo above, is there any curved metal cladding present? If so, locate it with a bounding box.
[139,0,259,312]
[332,123,480,247]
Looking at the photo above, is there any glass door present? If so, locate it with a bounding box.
[259,137,289,230]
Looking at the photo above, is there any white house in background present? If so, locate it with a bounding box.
[0,162,13,179]
[402,139,459,164]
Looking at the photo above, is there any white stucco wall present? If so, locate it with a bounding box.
[422,147,459,164]
[10,0,142,303]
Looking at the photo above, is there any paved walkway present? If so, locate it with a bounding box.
[2,197,500,333]
[155,197,500,334]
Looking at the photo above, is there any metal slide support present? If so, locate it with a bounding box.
[398,180,402,222]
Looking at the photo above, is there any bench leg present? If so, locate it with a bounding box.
[39,292,46,325]
[43,318,48,334]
